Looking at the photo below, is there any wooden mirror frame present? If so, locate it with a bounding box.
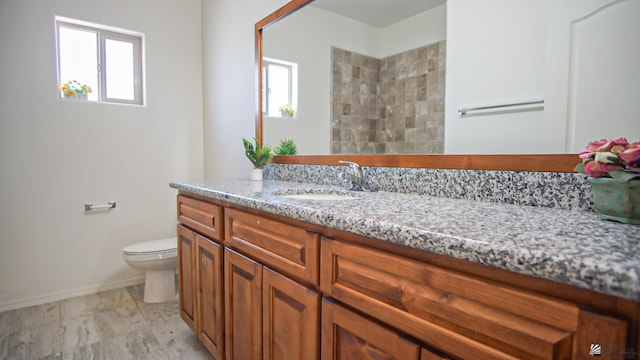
[255,0,578,172]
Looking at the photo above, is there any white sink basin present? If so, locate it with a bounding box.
[272,189,359,200]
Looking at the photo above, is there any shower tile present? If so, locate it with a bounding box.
[332,42,446,154]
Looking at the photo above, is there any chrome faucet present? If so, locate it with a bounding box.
[338,160,374,191]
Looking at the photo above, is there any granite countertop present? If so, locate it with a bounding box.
[170,179,640,301]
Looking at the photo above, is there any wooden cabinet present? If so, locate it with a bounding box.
[177,195,225,359]
[263,263,320,360]
[176,194,640,360]
[225,208,320,286]
[178,194,223,240]
[320,236,630,360]
[322,298,421,360]
[224,247,263,360]
[225,248,320,360]
[178,224,225,359]
[195,231,224,359]
[178,224,196,331]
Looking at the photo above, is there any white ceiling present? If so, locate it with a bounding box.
[311,0,446,28]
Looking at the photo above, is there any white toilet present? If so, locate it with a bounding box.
[122,238,178,303]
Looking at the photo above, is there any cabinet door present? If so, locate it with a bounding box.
[177,224,196,331]
[263,267,320,360]
[225,248,263,360]
[322,298,421,360]
[195,233,224,360]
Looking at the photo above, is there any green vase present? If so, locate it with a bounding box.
[587,177,640,225]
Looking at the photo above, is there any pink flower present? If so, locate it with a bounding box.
[594,152,619,164]
[584,139,609,152]
[583,161,621,178]
[595,137,628,152]
[579,138,628,159]
[579,150,596,160]
[619,145,640,163]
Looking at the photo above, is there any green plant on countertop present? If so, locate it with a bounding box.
[275,138,298,155]
[242,137,273,168]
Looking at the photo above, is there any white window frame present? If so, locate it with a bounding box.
[263,57,298,118]
[55,17,145,105]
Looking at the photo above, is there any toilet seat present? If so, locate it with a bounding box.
[123,238,177,255]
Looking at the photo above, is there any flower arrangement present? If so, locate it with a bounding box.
[575,138,640,182]
[59,80,92,97]
[279,104,294,117]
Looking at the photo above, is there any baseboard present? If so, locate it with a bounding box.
[0,276,146,313]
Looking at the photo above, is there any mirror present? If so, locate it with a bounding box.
[256,0,639,171]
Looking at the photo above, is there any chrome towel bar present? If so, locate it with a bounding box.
[458,99,544,116]
[84,202,116,211]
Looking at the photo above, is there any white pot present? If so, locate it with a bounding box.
[68,93,88,101]
[250,168,263,181]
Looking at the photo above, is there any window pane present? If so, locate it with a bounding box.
[58,27,98,101]
[267,64,290,117]
[105,38,134,100]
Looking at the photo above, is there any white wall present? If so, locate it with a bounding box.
[0,0,204,310]
[202,0,289,178]
[379,3,447,58]
[445,0,547,154]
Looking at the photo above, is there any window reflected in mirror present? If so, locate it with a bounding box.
[263,58,298,118]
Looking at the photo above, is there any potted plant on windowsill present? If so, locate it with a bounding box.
[59,80,92,100]
[279,104,295,118]
[242,137,273,181]
[575,138,640,224]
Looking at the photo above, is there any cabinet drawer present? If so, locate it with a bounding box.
[177,195,223,241]
[225,208,320,286]
[321,298,421,360]
[321,238,628,360]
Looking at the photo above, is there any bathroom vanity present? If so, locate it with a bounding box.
[172,179,640,360]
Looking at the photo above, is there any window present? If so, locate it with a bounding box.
[56,17,144,105]
[262,58,298,117]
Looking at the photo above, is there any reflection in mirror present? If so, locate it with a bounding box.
[259,0,640,156]
[263,0,446,155]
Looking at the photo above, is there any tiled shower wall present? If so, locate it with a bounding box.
[331,41,446,154]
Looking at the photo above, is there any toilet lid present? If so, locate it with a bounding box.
[123,238,177,254]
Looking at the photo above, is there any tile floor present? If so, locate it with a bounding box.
[0,285,214,360]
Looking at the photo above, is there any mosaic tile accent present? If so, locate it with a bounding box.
[264,164,595,212]
[331,41,446,154]
[170,179,640,301]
